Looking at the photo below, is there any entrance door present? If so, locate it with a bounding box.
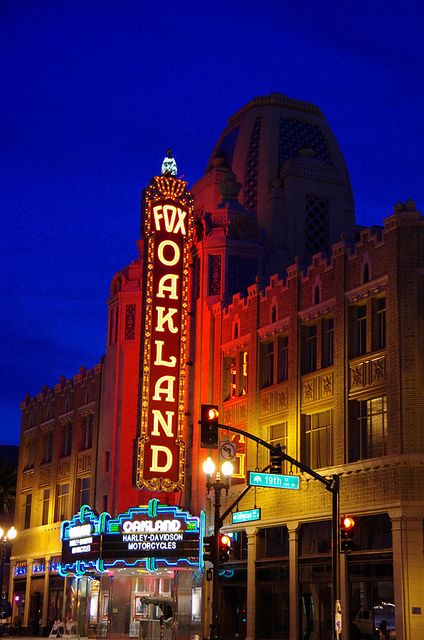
[220,585,246,640]
[350,579,395,640]
[29,591,43,636]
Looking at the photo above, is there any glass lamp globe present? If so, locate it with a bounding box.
[8,526,17,540]
[203,456,215,475]
[221,461,234,477]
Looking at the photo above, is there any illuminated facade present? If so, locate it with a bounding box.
[11,365,102,635]
[187,95,424,640]
[13,94,424,640]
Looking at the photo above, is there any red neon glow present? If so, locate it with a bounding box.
[136,176,193,492]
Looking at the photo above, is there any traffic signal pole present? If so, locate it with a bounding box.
[211,482,221,640]
[208,420,340,640]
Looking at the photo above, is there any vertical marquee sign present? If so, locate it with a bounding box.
[136,175,194,492]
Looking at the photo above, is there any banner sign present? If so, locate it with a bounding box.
[60,500,203,575]
[136,175,194,492]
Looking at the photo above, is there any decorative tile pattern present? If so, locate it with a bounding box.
[208,255,221,296]
[243,117,261,211]
[77,451,92,473]
[57,458,71,479]
[259,386,288,416]
[223,399,248,426]
[301,372,334,405]
[125,304,136,340]
[305,196,329,254]
[278,118,332,165]
[349,355,386,393]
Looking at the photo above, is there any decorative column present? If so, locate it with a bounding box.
[6,559,16,632]
[23,558,32,629]
[390,511,424,640]
[245,527,258,640]
[41,558,51,630]
[288,521,299,639]
[339,551,348,637]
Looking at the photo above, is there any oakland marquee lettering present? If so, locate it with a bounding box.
[136,176,193,491]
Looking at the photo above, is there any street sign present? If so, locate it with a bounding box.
[248,471,300,490]
[219,440,236,461]
[231,508,261,524]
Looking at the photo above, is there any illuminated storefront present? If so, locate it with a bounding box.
[59,501,205,638]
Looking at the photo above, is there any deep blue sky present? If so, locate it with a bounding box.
[1,1,423,445]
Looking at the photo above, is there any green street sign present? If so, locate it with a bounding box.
[248,471,300,490]
[231,508,261,524]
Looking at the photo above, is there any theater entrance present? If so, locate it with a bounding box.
[64,566,202,640]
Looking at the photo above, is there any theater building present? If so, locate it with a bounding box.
[12,93,424,640]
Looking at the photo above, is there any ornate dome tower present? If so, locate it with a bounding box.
[192,93,355,275]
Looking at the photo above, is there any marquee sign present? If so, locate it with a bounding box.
[60,505,104,575]
[101,499,202,570]
[59,500,204,575]
[136,175,194,492]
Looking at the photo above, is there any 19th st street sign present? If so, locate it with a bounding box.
[248,471,300,490]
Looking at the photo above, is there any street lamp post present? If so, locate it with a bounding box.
[203,456,233,640]
[0,526,17,636]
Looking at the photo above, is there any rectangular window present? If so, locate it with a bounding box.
[277,335,288,382]
[223,356,237,401]
[81,414,94,450]
[302,410,333,469]
[239,351,248,395]
[108,308,114,346]
[75,477,91,510]
[114,307,119,343]
[349,396,387,462]
[351,305,367,357]
[104,450,110,473]
[61,423,73,457]
[372,298,386,351]
[321,318,334,368]
[41,488,50,525]
[259,341,274,388]
[24,439,36,470]
[24,493,32,529]
[269,422,288,474]
[42,431,53,464]
[55,484,70,522]
[223,352,249,400]
[302,325,317,374]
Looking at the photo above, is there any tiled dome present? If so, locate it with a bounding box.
[193,93,355,272]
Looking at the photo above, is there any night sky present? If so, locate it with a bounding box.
[1,1,423,445]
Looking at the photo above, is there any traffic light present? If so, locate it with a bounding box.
[203,535,216,563]
[200,404,219,449]
[340,515,356,553]
[218,533,232,562]
[270,443,283,474]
